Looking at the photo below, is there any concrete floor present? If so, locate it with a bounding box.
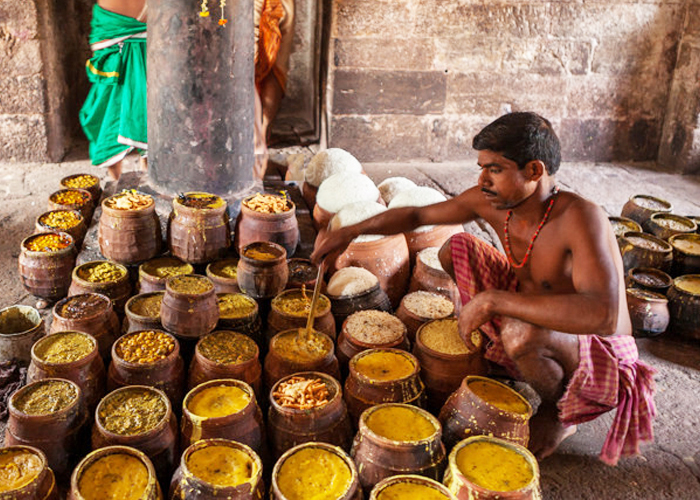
[1,145,699,499]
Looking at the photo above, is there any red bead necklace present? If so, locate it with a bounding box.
[504,187,560,269]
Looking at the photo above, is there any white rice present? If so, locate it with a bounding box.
[330,201,387,243]
[378,177,417,205]
[315,172,379,214]
[304,148,363,187]
[388,186,447,233]
[417,247,445,271]
[344,310,406,345]
[402,290,454,319]
[326,267,379,296]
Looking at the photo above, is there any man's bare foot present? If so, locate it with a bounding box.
[528,405,577,460]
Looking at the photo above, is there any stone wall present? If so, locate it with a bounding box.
[327,0,697,169]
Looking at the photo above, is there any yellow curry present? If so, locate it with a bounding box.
[354,350,414,381]
[78,453,149,500]
[365,405,436,442]
[377,482,450,500]
[468,378,530,415]
[187,445,257,487]
[0,449,43,492]
[187,384,251,418]
[276,447,352,500]
[455,440,534,492]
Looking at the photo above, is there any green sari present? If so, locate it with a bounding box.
[79,5,147,167]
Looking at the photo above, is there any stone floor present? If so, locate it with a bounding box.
[1,144,699,499]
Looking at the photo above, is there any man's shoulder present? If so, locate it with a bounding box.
[557,191,606,222]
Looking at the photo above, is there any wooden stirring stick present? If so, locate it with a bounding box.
[303,262,325,342]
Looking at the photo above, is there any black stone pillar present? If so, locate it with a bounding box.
[147,0,255,196]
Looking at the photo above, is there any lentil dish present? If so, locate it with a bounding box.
[76,261,125,283]
[365,405,436,442]
[377,482,450,500]
[187,384,251,418]
[140,257,193,279]
[34,332,94,364]
[78,452,149,500]
[273,329,331,363]
[217,294,257,319]
[467,379,530,415]
[98,388,167,435]
[354,350,415,381]
[13,380,77,415]
[169,275,213,294]
[273,289,329,317]
[116,330,175,364]
[128,293,163,318]
[198,331,257,364]
[38,210,83,230]
[276,447,352,500]
[24,233,72,252]
[209,258,238,279]
[0,448,43,493]
[455,440,533,492]
[187,445,257,487]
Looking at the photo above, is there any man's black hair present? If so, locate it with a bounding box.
[472,112,561,175]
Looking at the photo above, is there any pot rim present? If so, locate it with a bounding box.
[627,194,673,212]
[164,274,216,297]
[461,375,534,419]
[35,208,85,232]
[348,348,420,386]
[139,257,194,282]
[20,231,76,257]
[271,288,332,318]
[172,191,227,211]
[48,187,93,208]
[112,329,180,368]
[269,370,341,414]
[626,287,668,303]
[240,194,296,218]
[369,474,456,500]
[206,258,240,283]
[95,385,172,440]
[0,305,43,337]
[627,267,673,288]
[668,233,700,256]
[31,330,98,367]
[398,290,455,320]
[52,292,113,323]
[619,231,673,253]
[239,241,288,264]
[195,330,260,367]
[9,377,82,420]
[358,402,442,446]
[101,190,155,214]
[71,260,129,287]
[182,378,256,423]
[124,292,165,321]
[60,173,100,189]
[671,274,700,296]
[0,445,50,495]
[414,319,483,360]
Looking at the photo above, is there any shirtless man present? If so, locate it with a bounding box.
[311,112,656,464]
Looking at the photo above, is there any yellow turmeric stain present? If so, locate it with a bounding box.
[276,447,352,500]
[455,440,533,492]
[78,453,149,500]
[468,379,530,415]
[187,385,251,418]
[366,406,436,442]
[0,449,43,492]
[354,350,414,381]
[187,445,257,487]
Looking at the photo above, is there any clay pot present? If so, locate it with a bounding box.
[188,330,263,396]
[644,213,697,241]
[351,403,446,492]
[235,194,300,256]
[60,173,102,203]
[669,233,700,276]
[627,267,673,294]
[48,188,94,223]
[264,329,340,391]
[0,446,58,500]
[108,330,185,404]
[266,289,337,344]
[408,248,461,306]
[620,194,673,226]
[270,442,362,500]
[180,379,265,455]
[286,258,320,290]
[167,192,231,264]
[215,293,264,346]
[344,349,425,426]
[124,292,164,333]
[689,215,700,233]
[369,475,456,500]
[438,376,533,450]
[0,305,45,366]
[18,232,77,301]
[237,242,289,299]
[161,275,219,340]
[28,331,106,413]
[326,282,392,328]
[626,288,669,338]
[69,445,162,500]
[99,193,163,264]
[609,216,643,238]
[169,439,264,500]
[139,257,194,293]
[268,371,353,459]
[68,260,132,315]
[395,291,455,343]
[92,386,178,486]
[667,275,700,340]
[335,234,411,308]
[618,232,673,274]
[35,209,87,249]
[301,181,318,211]
[51,293,120,360]
[404,225,463,264]
[6,378,87,478]
[206,258,241,293]
[443,436,540,500]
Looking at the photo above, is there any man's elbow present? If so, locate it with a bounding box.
[597,307,618,336]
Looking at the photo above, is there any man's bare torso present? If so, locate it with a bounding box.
[98,0,147,21]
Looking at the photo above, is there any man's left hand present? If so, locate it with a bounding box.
[458,290,497,346]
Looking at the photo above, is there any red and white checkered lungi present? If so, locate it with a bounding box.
[450,232,656,465]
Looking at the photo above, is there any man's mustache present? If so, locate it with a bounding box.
[481,188,497,196]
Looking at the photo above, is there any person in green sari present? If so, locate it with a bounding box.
[79,0,148,181]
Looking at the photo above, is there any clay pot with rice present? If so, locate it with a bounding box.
[99,191,163,265]
[28,331,105,413]
[68,260,132,315]
[69,445,162,500]
[48,188,94,223]
[336,310,409,374]
[668,234,700,276]
[369,475,457,500]
[443,435,541,500]
[667,275,700,340]
[169,439,264,500]
[271,442,362,500]
[0,445,58,500]
[266,288,336,344]
[620,194,673,226]
[180,379,264,455]
[344,348,425,426]
[167,192,231,264]
[188,330,262,396]
[61,173,101,204]
[124,292,164,333]
[351,403,447,492]
[18,232,76,301]
[625,288,669,337]
[92,386,178,485]
[236,242,289,299]
[409,247,461,306]
[235,192,299,256]
[609,216,643,238]
[413,319,488,409]
[35,209,87,249]
[206,258,241,293]
[51,293,120,360]
[644,213,697,241]
[108,329,185,404]
[439,376,533,450]
[161,275,219,340]
[403,225,464,264]
[139,257,194,293]
[688,215,700,233]
[264,329,340,391]
[396,290,455,343]
[6,378,87,478]
[268,371,353,459]
[215,293,263,346]
[618,232,673,274]
[0,305,45,366]
[286,258,320,290]
[627,267,673,294]
[325,267,392,327]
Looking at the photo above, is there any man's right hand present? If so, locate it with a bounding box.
[310,226,354,268]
